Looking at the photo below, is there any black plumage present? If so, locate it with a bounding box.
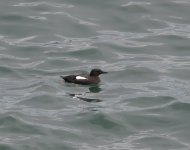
[60,68,107,85]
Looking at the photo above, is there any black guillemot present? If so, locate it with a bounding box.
[60,68,108,85]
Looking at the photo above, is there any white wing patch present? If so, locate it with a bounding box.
[76,76,87,80]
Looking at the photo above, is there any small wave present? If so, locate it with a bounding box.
[0,66,21,78]
[148,22,190,38]
[0,115,43,135]
[172,0,190,4]
[0,14,32,22]
[121,2,151,7]
[120,1,151,14]
[41,11,99,26]
[13,2,73,8]
[126,96,176,109]
[18,61,44,68]
[0,54,29,61]
[28,16,47,20]
[0,29,164,49]
[97,30,163,47]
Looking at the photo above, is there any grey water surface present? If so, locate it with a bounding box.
[0,0,190,150]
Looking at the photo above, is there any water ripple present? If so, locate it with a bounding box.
[172,0,190,4]
[121,2,151,7]
[0,54,29,61]
[148,22,190,38]
[41,11,99,26]
[4,22,190,50]
[13,2,74,8]
[1,0,190,149]
[28,16,47,20]
[70,129,190,150]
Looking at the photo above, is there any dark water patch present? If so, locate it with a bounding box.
[14,1,73,9]
[96,30,154,44]
[0,145,15,150]
[152,34,190,56]
[88,114,120,129]
[65,48,104,60]
[159,0,190,10]
[20,142,76,150]
[11,67,65,77]
[103,43,148,55]
[44,13,96,37]
[88,86,102,93]
[0,115,43,135]
[27,4,52,12]
[156,34,190,41]
[167,69,190,80]
[148,23,190,42]
[137,100,190,116]
[0,14,34,22]
[0,54,29,67]
[137,16,169,30]
[0,67,64,80]
[125,67,160,82]
[172,44,190,56]
[65,0,113,9]
[112,66,160,83]
[135,136,187,150]
[0,24,48,37]
[101,85,146,102]
[0,66,22,78]
[44,50,66,57]
[146,85,168,91]
[71,113,123,130]
[125,112,180,131]
[170,101,190,112]
[38,58,82,70]
[127,96,176,108]
[18,94,66,109]
[31,84,58,93]
[68,113,133,143]
[133,100,190,124]
[173,129,190,146]
[11,41,66,49]
[5,79,43,91]
[11,46,44,58]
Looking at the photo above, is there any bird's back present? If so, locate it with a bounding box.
[60,75,100,85]
[60,75,76,83]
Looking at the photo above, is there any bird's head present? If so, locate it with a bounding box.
[90,68,108,76]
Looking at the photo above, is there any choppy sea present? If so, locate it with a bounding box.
[0,0,190,149]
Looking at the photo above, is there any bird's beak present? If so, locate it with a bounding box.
[102,71,108,74]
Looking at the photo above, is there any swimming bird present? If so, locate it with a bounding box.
[60,68,108,85]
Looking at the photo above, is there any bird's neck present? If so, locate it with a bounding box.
[89,74,99,77]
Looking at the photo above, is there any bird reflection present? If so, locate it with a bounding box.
[68,85,103,103]
[88,85,102,93]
